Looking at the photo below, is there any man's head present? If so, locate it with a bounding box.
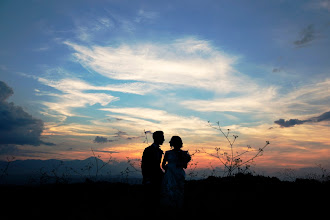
[153,131,164,146]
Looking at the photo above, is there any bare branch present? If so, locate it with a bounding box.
[206,121,270,176]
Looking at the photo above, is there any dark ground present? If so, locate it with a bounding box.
[1,174,329,219]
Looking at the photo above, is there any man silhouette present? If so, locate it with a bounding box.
[141,131,165,210]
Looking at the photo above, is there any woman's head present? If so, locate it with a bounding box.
[169,136,183,150]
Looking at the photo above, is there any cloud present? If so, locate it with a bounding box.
[72,8,158,42]
[113,130,144,141]
[114,131,128,137]
[0,81,14,102]
[37,77,119,117]
[99,107,215,141]
[272,68,282,73]
[43,121,119,137]
[37,76,164,118]
[38,77,158,95]
[181,87,277,113]
[93,136,115,144]
[92,149,119,154]
[135,9,159,23]
[306,0,330,12]
[309,111,330,122]
[318,0,330,11]
[274,119,307,128]
[72,14,116,42]
[92,132,144,144]
[180,79,330,119]
[0,81,53,146]
[72,8,157,42]
[274,111,330,128]
[63,38,256,94]
[294,24,317,47]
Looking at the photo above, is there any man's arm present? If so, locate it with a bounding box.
[141,148,153,180]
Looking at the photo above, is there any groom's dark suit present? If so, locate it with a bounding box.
[141,143,164,208]
[141,143,164,184]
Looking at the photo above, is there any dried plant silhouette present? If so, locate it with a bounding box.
[0,156,15,184]
[90,147,114,180]
[203,121,270,176]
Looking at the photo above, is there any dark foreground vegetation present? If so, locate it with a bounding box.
[1,173,329,219]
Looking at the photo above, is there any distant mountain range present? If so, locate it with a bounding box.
[1,157,326,185]
[0,157,142,185]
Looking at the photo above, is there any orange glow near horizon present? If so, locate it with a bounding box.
[6,122,329,173]
[12,139,326,171]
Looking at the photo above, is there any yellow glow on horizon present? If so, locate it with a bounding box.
[34,120,330,171]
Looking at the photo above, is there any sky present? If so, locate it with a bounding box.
[0,0,329,172]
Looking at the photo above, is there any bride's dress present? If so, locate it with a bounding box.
[161,150,188,208]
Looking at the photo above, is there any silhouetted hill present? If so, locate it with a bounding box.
[185,173,329,217]
[0,157,141,184]
[1,173,328,218]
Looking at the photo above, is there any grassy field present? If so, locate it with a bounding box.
[1,173,329,219]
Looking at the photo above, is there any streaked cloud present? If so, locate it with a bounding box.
[72,9,158,42]
[72,15,115,42]
[42,122,117,137]
[36,75,168,119]
[306,0,330,11]
[181,87,277,113]
[63,38,257,94]
[37,77,117,117]
[38,77,159,95]
[135,9,159,23]
[180,79,330,119]
[99,107,216,141]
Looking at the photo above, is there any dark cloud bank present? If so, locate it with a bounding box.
[275,111,330,128]
[0,81,53,148]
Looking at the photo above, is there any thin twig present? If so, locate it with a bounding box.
[207,121,270,176]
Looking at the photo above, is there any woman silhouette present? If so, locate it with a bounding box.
[161,136,191,209]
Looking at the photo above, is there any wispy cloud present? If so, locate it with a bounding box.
[39,77,159,95]
[72,8,158,42]
[72,15,115,42]
[43,122,117,137]
[37,75,166,120]
[62,37,330,127]
[181,87,278,113]
[99,107,216,141]
[135,9,159,23]
[63,38,256,94]
[180,79,330,120]
[306,0,330,12]
[37,77,119,117]
[293,24,318,47]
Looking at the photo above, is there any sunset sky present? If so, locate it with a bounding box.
[1,0,329,172]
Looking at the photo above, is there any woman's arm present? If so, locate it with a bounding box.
[162,152,168,171]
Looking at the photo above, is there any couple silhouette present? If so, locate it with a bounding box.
[141,131,191,214]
